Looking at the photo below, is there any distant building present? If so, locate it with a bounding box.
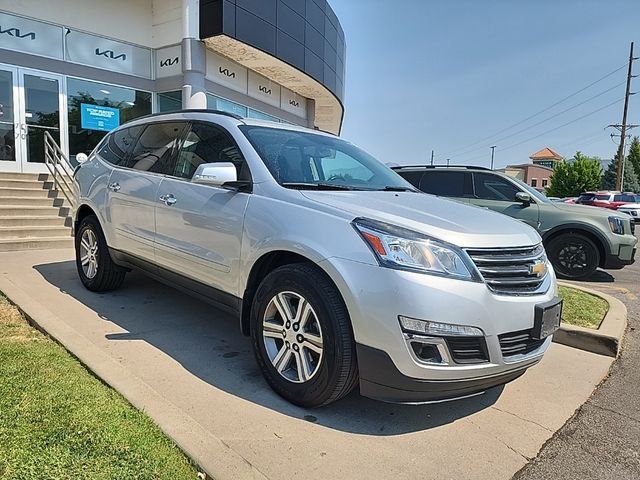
[529,147,564,169]
[499,163,554,191]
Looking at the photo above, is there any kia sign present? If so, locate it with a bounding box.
[156,45,181,78]
[0,12,63,59]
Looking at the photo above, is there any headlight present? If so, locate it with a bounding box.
[608,216,626,235]
[353,218,480,280]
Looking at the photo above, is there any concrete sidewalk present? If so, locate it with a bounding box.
[0,249,614,480]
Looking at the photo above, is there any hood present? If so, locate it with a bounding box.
[300,191,541,249]
[618,203,640,208]
[551,201,628,218]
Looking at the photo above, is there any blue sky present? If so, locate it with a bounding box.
[330,0,640,169]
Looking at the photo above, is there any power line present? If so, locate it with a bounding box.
[458,97,623,165]
[450,81,626,160]
[439,63,628,158]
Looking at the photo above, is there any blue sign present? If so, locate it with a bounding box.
[80,103,120,132]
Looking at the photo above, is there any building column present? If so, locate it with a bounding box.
[182,0,207,109]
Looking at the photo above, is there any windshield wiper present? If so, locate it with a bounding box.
[379,186,417,192]
[281,182,359,191]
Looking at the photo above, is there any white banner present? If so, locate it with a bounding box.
[0,12,63,59]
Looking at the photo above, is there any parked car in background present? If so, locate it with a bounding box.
[393,165,637,280]
[575,191,637,210]
[618,197,640,222]
[73,111,562,407]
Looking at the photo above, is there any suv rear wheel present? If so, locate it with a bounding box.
[250,263,358,407]
[75,215,126,291]
[546,233,600,280]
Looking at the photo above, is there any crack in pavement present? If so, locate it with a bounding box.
[490,406,554,433]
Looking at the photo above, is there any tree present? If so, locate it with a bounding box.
[601,152,640,192]
[547,152,602,197]
[627,136,640,180]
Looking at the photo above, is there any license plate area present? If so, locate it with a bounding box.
[533,297,563,340]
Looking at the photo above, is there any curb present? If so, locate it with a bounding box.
[552,282,627,358]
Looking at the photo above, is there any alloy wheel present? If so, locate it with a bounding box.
[79,228,99,279]
[262,291,324,383]
[557,243,588,273]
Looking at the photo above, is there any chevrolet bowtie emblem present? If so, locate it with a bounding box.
[530,261,546,277]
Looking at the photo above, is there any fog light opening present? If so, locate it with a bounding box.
[410,342,443,363]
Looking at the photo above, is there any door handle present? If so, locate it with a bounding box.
[108,182,121,192]
[159,193,177,206]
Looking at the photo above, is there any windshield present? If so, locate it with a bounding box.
[239,126,415,191]
[511,177,551,203]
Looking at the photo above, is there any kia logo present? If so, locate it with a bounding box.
[0,26,36,40]
[289,99,300,107]
[219,67,235,78]
[259,85,272,95]
[95,48,127,61]
[160,57,179,67]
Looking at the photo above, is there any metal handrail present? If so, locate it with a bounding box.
[44,130,77,207]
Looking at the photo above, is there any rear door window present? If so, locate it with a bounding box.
[614,194,636,202]
[420,171,472,197]
[123,122,186,174]
[473,172,521,201]
[397,171,424,188]
[97,125,144,166]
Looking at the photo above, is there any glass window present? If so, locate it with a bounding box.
[67,78,151,164]
[206,94,248,117]
[125,122,186,174]
[614,194,636,202]
[247,108,280,122]
[542,178,548,187]
[157,90,182,112]
[97,125,144,166]
[420,171,472,197]
[174,122,247,180]
[397,171,424,188]
[531,178,538,187]
[239,125,413,191]
[473,172,521,201]
[0,69,16,162]
[595,194,611,200]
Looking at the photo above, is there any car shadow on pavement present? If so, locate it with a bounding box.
[34,260,503,436]
[574,269,615,283]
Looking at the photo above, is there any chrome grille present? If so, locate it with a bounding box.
[466,244,548,295]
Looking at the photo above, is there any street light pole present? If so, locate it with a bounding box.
[490,146,496,170]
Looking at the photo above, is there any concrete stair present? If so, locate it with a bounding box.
[0,173,73,252]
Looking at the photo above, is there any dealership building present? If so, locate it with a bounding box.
[0,0,345,173]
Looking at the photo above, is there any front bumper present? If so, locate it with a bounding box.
[357,343,535,403]
[319,257,557,402]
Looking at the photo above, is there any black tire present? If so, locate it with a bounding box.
[250,263,358,408]
[546,233,600,280]
[75,215,126,292]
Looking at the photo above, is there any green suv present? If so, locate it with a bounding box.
[394,166,637,280]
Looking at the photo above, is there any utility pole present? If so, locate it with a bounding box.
[490,146,496,170]
[614,42,637,190]
[430,150,434,166]
[446,158,450,167]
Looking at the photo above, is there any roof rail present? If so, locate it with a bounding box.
[391,165,491,171]
[127,109,245,123]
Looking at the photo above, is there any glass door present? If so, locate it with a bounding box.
[0,66,20,172]
[0,65,66,174]
[18,69,65,173]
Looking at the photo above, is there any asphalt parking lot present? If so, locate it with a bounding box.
[0,249,619,480]
[516,231,640,480]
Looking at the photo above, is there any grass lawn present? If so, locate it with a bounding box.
[558,285,608,329]
[0,294,200,480]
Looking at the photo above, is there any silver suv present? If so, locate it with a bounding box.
[73,110,561,407]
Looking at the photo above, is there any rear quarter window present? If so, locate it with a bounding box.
[97,125,144,166]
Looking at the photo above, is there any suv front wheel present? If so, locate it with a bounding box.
[546,233,600,280]
[250,263,358,408]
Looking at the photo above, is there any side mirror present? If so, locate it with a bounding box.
[515,192,531,206]
[76,153,88,164]
[192,162,237,187]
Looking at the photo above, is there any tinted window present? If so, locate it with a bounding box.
[595,194,611,201]
[397,171,424,188]
[577,193,596,202]
[97,126,144,166]
[614,194,636,202]
[124,122,186,174]
[174,122,248,180]
[420,171,472,197]
[473,172,521,201]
